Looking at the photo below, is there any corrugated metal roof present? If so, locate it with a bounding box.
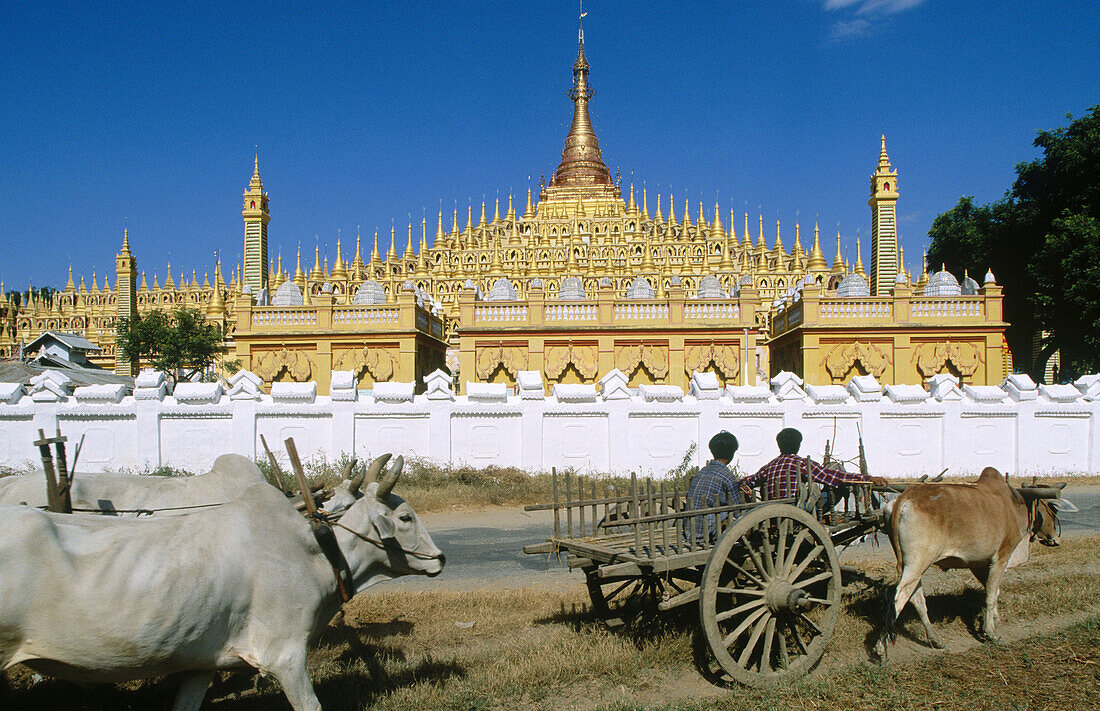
[0,359,135,389]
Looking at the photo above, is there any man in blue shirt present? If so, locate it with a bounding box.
[685,431,742,544]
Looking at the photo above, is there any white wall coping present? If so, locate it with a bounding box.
[638,384,684,402]
[963,384,1008,403]
[73,384,127,404]
[173,382,224,404]
[554,383,598,402]
[1039,384,1081,403]
[372,381,415,403]
[806,384,850,404]
[884,384,929,403]
[466,382,509,403]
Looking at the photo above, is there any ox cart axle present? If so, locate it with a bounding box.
[523,465,880,687]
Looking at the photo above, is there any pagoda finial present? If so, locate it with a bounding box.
[808,222,827,270]
[550,1,613,190]
[524,184,535,219]
[249,154,263,191]
[878,134,891,171]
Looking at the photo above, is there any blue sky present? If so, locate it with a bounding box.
[1,1,1097,290]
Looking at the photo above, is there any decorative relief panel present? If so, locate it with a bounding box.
[823,341,890,380]
[544,342,598,380]
[475,343,527,380]
[684,342,740,381]
[334,346,397,383]
[253,347,312,382]
[615,344,669,379]
[913,341,983,378]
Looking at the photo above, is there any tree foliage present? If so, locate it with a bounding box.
[928,106,1100,381]
[116,307,223,381]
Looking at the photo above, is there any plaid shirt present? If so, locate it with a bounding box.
[685,460,742,543]
[740,454,870,501]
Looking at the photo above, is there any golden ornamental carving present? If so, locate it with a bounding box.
[684,342,740,380]
[913,341,983,378]
[253,347,312,382]
[544,343,598,380]
[475,343,527,380]
[615,344,669,379]
[823,341,890,379]
[334,347,397,382]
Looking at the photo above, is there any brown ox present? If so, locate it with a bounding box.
[876,467,1064,656]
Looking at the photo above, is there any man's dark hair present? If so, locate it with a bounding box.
[776,428,803,455]
[709,431,738,461]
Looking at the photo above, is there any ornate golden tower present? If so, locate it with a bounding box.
[242,155,270,295]
[115,228,137,376]
[869,135,899,295]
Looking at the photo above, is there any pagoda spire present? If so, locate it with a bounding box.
[831,230,845,274]
[549,9,613,189]
[523,185,536,219]
[807,223,828,270]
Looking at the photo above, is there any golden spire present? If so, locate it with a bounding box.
[493,196,500,224]
[918,250,929,287]
[79,274,88,293]
[451,206,460,239]
[641,188,650,221]
[575,197,586,218]
[681,198,691,230]
[207,259,226,318]
[403,222,414,260]
[416,218,428,276]
[773,218,784,256]
[550,11,613,189]
[711,203,725,240]
[698,201,707,232]
[489,232,505,276]
[854,237,867,277]
[878,133,891,171]
[626,182,638,215]
[744,212,752,247]
[792,223,803,257]
[65,265,75,291]
[274,253,285,288]
[831,230,845,274]
[249,154,263,191]
[668,194,677,227]
[757,214,766,249]
[477,202,488,229]
[524,185,536,219]
[331,240,346,281]
[654,192,663,223]
[641,237,655,272]
[807,223,828,270]
[164,262,175,289]
[352,231,364,280]
[435,209,446,246]
[506,192,515,221]
[719,234,734,271]
[464,204,473,237]
[91,270,100,293]
[311,244,323,280]
[139,271,148,291]
[387,226,398,262]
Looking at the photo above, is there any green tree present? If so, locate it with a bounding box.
[928,106,1100,381]
[116,307,223,382]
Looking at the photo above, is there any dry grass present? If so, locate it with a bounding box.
[7,535,1098,710]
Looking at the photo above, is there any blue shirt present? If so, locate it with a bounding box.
[685,459,742,544]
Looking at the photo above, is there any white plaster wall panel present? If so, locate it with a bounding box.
[160,415,234,471]
[956,411,1017,474]
[255,413,334,464]
[875,411,945,476]
[55,414,138,471]
[354,413,431,461]
[626,411,699,476]
[0,414,37,466]
[1019,411,1091,475]
[718,410,784,476]
[450,411,522,467]
[541,412,609,472]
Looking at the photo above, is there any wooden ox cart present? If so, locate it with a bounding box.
[523,463,883,687]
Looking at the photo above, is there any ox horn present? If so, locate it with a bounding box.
[376,455,403,501]
[340,456,359,485]
[353,453,392,494]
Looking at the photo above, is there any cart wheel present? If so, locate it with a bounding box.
[699,504,841,686]
[585,568,694,627]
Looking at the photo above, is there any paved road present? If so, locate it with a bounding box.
[386,485,1100,592]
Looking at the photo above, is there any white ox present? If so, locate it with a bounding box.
[0,455,444,711]
[0,454,267,515]
[876,467,1067,656]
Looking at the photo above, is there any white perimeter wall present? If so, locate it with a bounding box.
[1,371,1098,478]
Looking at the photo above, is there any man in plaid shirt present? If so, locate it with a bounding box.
[740,428,887,503]
[685,431,742,543]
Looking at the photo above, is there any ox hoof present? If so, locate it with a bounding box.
[928,636,945,650]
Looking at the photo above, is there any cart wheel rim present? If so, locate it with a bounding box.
[698,504,841,687]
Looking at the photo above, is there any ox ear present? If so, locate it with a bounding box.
[370,508,397,539]
[1050,498,1078,514]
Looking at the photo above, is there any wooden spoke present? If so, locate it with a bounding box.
[793,570,834,589]
[717,587,766,597]
[796,612,824,636]
[736,610,771,667]
[758,521,777,578]
[739,534,772,582]
[790,622,808,654]
[723,557,768,589]
[775,518,790,574]
[760,616,777,674]
[781,529,811,576]
[788,543,825,581]
[715,597,766,623]
[778,629,790,669]
[722,606,769,649]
